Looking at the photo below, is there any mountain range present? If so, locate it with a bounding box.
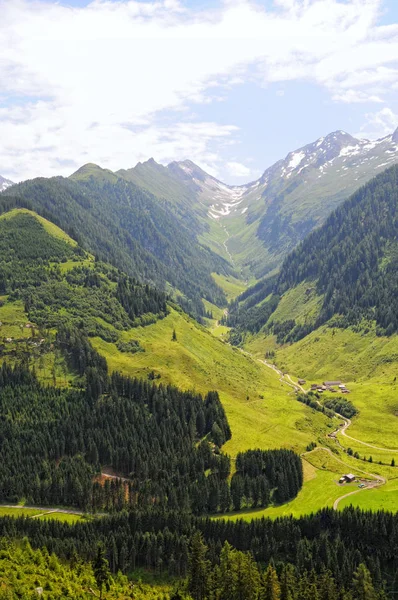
[113,127,398,278]
[1,126,398,317]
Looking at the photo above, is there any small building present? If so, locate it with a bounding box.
[298,379,306,385]
[344,473,355,483]
[311,384,318,390]
[338,384,346,389]
[324,380,341,386]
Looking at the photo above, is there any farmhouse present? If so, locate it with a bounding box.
[324,381,341,386]
[339,473,355,484]
[298,379,306,385]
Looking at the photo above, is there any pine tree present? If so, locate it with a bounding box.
[260,564,281,600]
[188,532,210,600]
[93,544,111,600]
[280,564,296,600]
[352,564,378,600]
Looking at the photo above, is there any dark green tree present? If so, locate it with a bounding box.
[188,532,210,600]
[93,543,111,600]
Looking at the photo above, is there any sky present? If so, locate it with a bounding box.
[0,0,398,184]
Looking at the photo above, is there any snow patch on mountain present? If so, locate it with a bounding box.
[208,183,246,219]
[288,151,305,170]
[0,176,14,192]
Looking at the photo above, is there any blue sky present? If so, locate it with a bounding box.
[1,0,398,183]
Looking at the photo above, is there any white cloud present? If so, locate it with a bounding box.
[357,107,398,139]
[226,161,251,177]
[333,90,384,103]
[0,0,397,180]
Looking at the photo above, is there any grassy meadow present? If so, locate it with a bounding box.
[92,307,331,458]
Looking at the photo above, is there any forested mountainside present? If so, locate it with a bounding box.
[0,208,167,339]
[117,158,209,232]
[227,164,398,341]
[117,129,398,278]
[1,168,230,317]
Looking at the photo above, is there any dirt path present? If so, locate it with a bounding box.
[0,504,89,517]
[332,489,363,510]
[257,357,306,393]
[339,419,398,452]
[221,226,235,267]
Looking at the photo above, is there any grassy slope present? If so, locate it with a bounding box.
[0,208,77,246]
[269,282,323,326]
[274,325,398,452]
[91,307,330,458]
[0,507,87,523]
[338,478,398,512]
[211,272,248,302]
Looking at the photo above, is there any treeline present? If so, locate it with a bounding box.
[230,449,303,510]
[0,506,395,594]
[0,534,384,600]
[186,534,384,600]
[296,393,357,420]
[0,363,231,512]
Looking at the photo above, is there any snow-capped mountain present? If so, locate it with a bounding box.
[200,128,398,277]
[0,175,14,192]
[118,128,398,279]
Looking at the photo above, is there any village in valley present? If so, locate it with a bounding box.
[298,379,351,394]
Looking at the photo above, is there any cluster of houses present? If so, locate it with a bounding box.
[309,380,351,394]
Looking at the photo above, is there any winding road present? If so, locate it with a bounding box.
[249,352,397,509]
